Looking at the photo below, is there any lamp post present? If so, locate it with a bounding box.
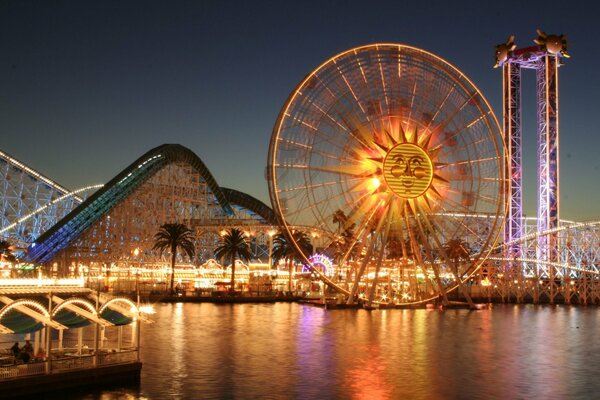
[94,273,103,366]
[133,248,141,306]
[132,248,142,361]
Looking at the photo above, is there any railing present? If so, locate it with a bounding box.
[51,354,94,371]
[0,349,138,380]
[98,349,137,365]
[0,361,46,378]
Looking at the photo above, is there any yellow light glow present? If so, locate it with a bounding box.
[0,278,84,287]
[139,305,156,314]
[370,177,381,190]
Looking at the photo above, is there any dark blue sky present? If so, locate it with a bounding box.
[1,0,598,221]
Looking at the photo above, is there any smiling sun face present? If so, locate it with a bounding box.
[383,143,433,198]
[355,118,447,214]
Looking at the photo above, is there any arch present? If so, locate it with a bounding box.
[52,297,97,317]
[99,297,138,315]
[0,299,49,320]
[201,259,222,269]
[99,297,138,326]
[0,299,48,333]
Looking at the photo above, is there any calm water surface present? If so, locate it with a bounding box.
[66,303,600,399]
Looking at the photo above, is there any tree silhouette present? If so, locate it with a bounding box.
[214,228,251,292]
[153,223,196,295]
[271,231,312,293]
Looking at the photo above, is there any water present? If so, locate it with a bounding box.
[64,303,600,399]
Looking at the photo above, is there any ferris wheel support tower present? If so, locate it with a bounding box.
[495,31,569,301]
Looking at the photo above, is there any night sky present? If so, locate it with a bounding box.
[1,0,598,221]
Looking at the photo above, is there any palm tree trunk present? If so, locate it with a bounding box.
[170,246,177,295]
[230,254,236,292]
[287,258,293,294]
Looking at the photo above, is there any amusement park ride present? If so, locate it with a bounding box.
[0,30,598,307]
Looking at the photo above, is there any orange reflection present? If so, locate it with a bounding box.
[345,344,392,400]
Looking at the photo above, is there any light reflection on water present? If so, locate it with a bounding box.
[66,303,600,399]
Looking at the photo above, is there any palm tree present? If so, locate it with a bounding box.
[153,223,196,295]
[332,209,348,234]
[271,231,312,293]
[214,228,251,292]
[444,238,475,308]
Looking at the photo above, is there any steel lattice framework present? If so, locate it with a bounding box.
[497,32,567,292]
[502,63,523,263]
[0,149,99,247]
[482,219,600,304]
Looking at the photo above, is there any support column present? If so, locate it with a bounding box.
[58,329,64,351]
[536,54,560,303]
[45,326,51,374]
[503,61,525,302]
[34,330,40,355]
[78,328,83,355]
[45,295,52,374]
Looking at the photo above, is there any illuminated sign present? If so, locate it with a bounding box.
[302,254,333,276]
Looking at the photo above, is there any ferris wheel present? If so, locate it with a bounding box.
[268,44,505,306]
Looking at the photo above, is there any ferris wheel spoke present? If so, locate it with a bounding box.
[439,134,490,160]
[376,49,390,111]
[346,196,393,304]
[406,202,448,303]
[417,207,455,268]
[442,133,487,155]
[334,62,367,115]
[274,161,371,178]
[278,138,352,164]
[428,93,478,146]
[423,85,457,132]
[277,177,367,221]
[277,176,357,194]
[278,125,367,163]
[405,80,417,126]
[311,100,353,134]
[308,164,377,178]
[335,198,381,267]
[367,211,392,306]
[312,73,340,101]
